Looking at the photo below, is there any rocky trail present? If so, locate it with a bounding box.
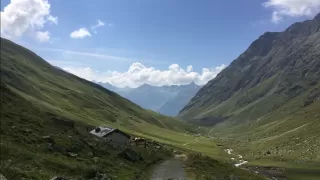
[151,155,187,180]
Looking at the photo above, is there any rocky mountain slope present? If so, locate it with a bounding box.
[180,13,320,123]
[179,13,320,171]
[98,82,201,116]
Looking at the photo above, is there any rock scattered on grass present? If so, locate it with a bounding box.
[0,173,7,180]
[50,177,69,180]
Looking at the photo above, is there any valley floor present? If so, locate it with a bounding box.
[207,135,320,180]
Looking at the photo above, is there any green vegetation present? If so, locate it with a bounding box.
[0,37,194,179]
[0,80,173,179]
[185,153,266,180]
[0,38,264,179]
[2,14,319,180]
[179,13,320,179]
[207,97,320,180]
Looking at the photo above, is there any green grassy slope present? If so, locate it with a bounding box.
[185,153,265,180]
[178,14,320,179]
[1,81,174,179]
[0,38,191,179]
[0,38,219,153]
[1,38,193,132]
[0,38,267,179]
[207,92,320,179]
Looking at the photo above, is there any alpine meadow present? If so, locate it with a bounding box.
[1,1,320,180]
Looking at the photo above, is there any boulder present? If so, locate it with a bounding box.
[54,145,68,155]
[91,172,110,180]
[266,150,271,155]
[118,148,142,162]
[87,151,94,157]
[47,143,54,151]
[67,152,78,157]
[50,177,69,180]
[42,136,55,144]
[0,174,7,180]
[24,129,32,134]
[92,157,99,164]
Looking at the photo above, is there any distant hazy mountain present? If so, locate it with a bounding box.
[97,82,201,116]
[158,82,200,116]
[96,82,131,97]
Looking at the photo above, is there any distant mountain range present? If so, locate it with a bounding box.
[97,82,201,116]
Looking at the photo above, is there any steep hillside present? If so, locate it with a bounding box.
[0,80,172,179]
[179,13,320,174]
[1,37,193,132]
[180,13,320,123]
[98,82,201,116]
[0,37,270,179]
[0,38,197,179]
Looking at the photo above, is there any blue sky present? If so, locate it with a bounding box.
[1,0,320,87]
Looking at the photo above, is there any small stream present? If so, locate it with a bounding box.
[224,148,248,167]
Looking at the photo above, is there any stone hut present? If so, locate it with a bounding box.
[90,126,130,145]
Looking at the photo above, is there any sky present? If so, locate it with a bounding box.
[1,0,320,88]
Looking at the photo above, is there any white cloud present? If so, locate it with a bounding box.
[35,31,50,43]
[93,20,105,28]
[37,47,170,64]
[70,28,91,39]
[70,20,108,37]
[62,63,226,88]
[0,0,57,42]
[38,47,133,61]
[263,0,320,23]
[187,65,193,72]
[47,15,58,24]
[91,19,107,33]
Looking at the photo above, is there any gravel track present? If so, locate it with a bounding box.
[151,157,186,180]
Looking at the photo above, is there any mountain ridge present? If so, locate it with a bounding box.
[178,14,320,167]
[180,13,320,120]
[175,15,320,179]
[98,81,201,116]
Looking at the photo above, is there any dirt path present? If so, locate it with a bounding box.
[151,155,187,180]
